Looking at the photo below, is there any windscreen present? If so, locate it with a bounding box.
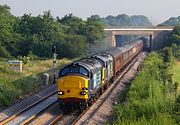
[59,65,89,77]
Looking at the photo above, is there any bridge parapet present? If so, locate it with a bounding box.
[104,26,174,30]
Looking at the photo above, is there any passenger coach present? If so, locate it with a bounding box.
[57,38,144,112]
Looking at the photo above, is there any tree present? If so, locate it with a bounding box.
[101,14,152,27]
[16,11,65,57]
[0,5,105,59]
[167,25,180,46]
[85,15,104,44]
[57,13,86,35]
[0,45,11,58]
[160,16,180,26]
[58,34,86,58]
[0,5,19,57]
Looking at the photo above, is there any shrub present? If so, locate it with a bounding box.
[17,55,30,64]
[27,51,38,61]
[112,52,178,125]
[0,45,11,58]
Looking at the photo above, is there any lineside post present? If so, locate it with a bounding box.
[150,34,153,51]
[52,45,57,84]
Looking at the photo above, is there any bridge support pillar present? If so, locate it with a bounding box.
[112,35,116,47]
[150,34,154,50]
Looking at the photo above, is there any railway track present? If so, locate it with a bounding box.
[49,113,78,125]
[49,52,144,125]
[27,102,61,125]
[0,53,145,125]
[75,52,147,125]
[71,107,91,125]
[0,91,57,125]
[48,109,92,125]
[48,106,91,125]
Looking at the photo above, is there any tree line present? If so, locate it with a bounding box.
[0,5,104,59]
[159,16,180,26]
[100,14,152,27]
[166,25,180,60]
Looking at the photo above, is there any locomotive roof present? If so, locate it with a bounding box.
[98,53,113,61]
[91,54,110,68]
[81,58,101,67]
[76,58,102,73]
[92,54,108,62]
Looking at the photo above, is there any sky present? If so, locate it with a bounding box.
[0,0,180,25]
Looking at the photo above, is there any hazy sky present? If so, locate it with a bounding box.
[0,0,180,25]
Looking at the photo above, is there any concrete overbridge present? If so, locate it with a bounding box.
[104,27,174,50]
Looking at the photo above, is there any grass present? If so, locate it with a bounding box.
[0,58,72,106]
[173,61,180,82]
[111,52,179,125]
[173,61,180,95]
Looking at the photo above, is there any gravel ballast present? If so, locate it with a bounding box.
[0,84,57,121]
[75,52,147,125]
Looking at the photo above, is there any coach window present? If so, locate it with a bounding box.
[116,58,121,67]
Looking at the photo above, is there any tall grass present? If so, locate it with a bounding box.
[111,52,179,125]
[0,58,72,106]
[173,62,180,94]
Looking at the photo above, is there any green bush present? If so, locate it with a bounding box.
[112,52,178,125]
[0,45,11,58]
[27,51,38,61]
[17,55,30,64]
[0,58,72,106]
[0,74,43,106]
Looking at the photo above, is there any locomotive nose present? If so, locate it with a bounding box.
[57,75,88,100]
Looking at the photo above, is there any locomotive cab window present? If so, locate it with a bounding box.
[59,67,69,76]
[79,67,89,76]
[70,66,79,73]
[59,65,89,77]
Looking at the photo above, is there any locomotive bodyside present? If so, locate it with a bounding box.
[91,54,114,90]
[57,39,144,112]
[57,59,102,112]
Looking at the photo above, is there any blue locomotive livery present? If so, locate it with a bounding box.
[57,39,144,112]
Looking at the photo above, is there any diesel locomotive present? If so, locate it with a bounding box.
[57,38,144,112]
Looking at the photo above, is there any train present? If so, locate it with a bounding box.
[57,38,145,113]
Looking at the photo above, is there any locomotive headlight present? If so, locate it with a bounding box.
[58,91,64,95]
[80,91,87,95]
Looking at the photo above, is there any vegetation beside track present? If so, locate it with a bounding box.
[173,61,180,95]
[174,61,180,83]
[0,58,71,107]
[111,49,180,124]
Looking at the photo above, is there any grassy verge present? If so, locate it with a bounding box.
[111,51,179,125]
[0,58,72,106]
[173,61,180,94]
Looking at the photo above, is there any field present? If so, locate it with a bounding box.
[0,58,72,106]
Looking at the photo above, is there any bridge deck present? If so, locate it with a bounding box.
[104,28,173,31]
